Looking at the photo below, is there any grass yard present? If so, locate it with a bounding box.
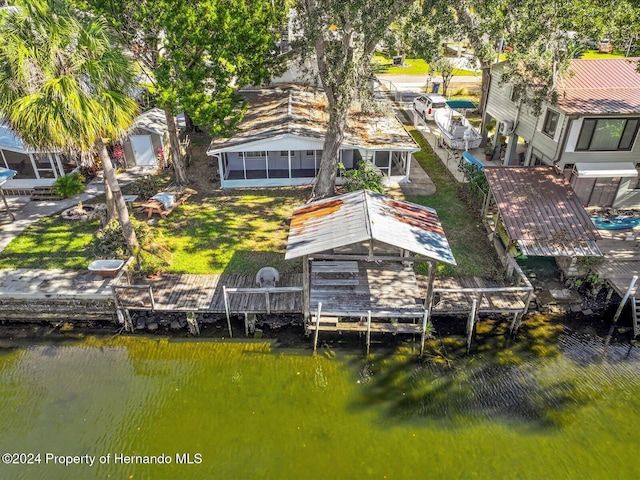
[152,187,305,275]
[0,215,100,270]
[372,52,479,76]
[405,127,502,279]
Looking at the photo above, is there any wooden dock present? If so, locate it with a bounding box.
[114,273,303,314]
[429,276,531,316]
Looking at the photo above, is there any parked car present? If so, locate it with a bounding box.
[598,39,614,53]
[413,94,447,120]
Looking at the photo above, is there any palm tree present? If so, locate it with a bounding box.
[0,0,140,251]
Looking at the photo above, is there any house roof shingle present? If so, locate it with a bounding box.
[207,85,419,154]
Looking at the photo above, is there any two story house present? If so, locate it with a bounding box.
[484,58,640,208]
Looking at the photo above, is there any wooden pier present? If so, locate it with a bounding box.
[114,273,303,314]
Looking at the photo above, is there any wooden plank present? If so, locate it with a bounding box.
[311,278,359,286]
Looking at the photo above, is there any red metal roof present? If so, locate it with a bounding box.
[557,58,640,115]
[484,166,602,257]
[285,190,456,264]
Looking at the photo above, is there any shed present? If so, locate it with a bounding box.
[122,108,172,168]
[285,190,455,354]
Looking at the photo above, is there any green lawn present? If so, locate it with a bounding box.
[372,52,480,77]
[0,188,306,275]
[581,49,626,59]
[406,127,502,279]
[0,215,99,270]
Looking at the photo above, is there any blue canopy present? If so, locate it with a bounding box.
[446,99,476,110]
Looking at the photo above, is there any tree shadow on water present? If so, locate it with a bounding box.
[347,315,587,430]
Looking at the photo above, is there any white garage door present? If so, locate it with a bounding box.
[130,135,156,166]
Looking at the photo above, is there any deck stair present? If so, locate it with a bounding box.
[29,186,58,201]
[633,296,640,337]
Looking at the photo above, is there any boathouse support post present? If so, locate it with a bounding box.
[186,312,200,336]
[303,256,310,321]
[467,299,478,352]
[313,302,322,352]
[366,310,372,356]
[420,308,429,356]
[420,260,438,357]
[612,275,638,324]
[509,312,521,334]
[222,285,233,338]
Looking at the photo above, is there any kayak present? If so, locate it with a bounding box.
[592,216,640,230]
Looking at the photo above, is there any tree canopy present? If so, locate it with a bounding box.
[0,0,140,250]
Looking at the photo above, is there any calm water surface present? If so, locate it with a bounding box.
[1,317,640,479]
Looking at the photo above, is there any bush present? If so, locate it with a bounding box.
[92,219,172,274]
[130,175,161,201]
[52,173,86,199]
[338,161,384,193]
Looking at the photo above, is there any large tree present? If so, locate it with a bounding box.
[0,0,140,251]
[81,0,286,185]
[294,0,414,199]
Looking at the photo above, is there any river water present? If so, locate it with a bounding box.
[1,314,640,479]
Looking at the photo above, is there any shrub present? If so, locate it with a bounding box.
[52,173,86,199]
[130,175,161,201]
[92,219,172,274]
[338,161,384,193]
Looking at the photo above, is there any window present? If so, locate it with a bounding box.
[306,150,321,156]
[576,118,639,151]
[280,151,289,157]
[542,110,560,138]
[244,151,265,158]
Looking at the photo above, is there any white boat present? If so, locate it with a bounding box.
[434,107,482,150]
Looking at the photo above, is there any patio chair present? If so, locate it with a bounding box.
[256,267,279,288]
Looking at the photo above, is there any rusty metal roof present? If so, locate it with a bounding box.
[557,58,640,115]
[285,190,456,264]
[207,85,419,154]
[484,166,602,257]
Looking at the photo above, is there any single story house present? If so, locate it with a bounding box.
[0,123,72,195]
[206,84,419,188]
[483,58,640,208]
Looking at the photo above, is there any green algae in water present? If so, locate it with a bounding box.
[0,336,639,479]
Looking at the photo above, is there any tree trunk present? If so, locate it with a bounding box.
[311,105,350,200]
[164,108,188,185]
[103,175,117,222]
[96,138,139,252]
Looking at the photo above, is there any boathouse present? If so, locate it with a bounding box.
[285,189,456,353]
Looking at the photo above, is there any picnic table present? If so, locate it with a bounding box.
[138,189,193,218]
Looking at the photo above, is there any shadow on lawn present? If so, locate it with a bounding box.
[156,187,309,275]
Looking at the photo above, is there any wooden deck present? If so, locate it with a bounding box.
[594,228,640,297]
[115,273,303,314]
[429,276,529,315]
[309,261,425,318]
